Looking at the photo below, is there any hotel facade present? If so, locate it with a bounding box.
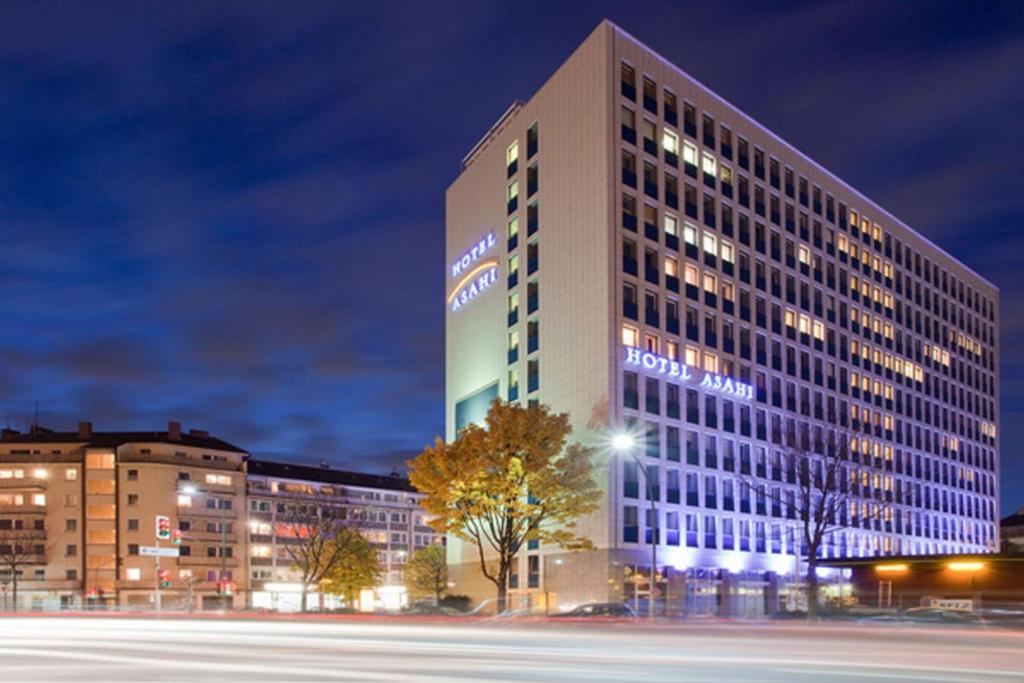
[444,21,999,615]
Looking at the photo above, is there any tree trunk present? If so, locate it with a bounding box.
[300,587,308,612]
[497,582,507,614]
[806,555,820,619]
[12,573,17,613]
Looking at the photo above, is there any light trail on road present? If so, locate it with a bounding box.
[0,616,1020,682]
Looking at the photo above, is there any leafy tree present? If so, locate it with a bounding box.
[408,400,601,613]
[407,544,447,604]
[278,499,351,611]
[319,527,382,607]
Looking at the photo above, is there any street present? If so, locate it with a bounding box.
[0,616,1020,682]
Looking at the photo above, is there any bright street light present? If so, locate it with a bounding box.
[609,429,656,620]
[611,433,635,452]
[179,484,198,496]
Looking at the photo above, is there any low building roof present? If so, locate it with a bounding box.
[0,426,246,454]
[247,459,417,493]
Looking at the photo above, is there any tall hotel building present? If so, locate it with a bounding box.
[445,21,999,615]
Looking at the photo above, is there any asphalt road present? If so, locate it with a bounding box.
[0,615,1021,682]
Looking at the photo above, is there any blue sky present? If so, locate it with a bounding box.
[1,1,1022,510]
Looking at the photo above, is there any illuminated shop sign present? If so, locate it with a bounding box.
[448,233,499,312]
[624,347,754,401]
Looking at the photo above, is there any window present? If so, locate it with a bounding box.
[506,141,518,169]
[127,519,139,531]
[683,222,698,246]
[65,519,76,532]
[622,325,640,348]
[205,474,231,486]
[683,141,698,166]
[126,568,141,581]
[127,469,138,481]
[65,468,77,481]
[662,130,678,154]
[127,494,138,506]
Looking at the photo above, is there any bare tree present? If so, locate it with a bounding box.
[744,420,891,618]
[277,496,355,612]
[0,527,46,611]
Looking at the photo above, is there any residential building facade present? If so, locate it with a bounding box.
[445,21,999,615]
[0,421,248,611]
[246,460,441,612]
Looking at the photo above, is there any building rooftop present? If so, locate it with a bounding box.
[820,553,1020,568]
[247,459,417,493]
[0,422,246,454]
[1001,508,1024,529]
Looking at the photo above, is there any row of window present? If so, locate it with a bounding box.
[618,61,995,326]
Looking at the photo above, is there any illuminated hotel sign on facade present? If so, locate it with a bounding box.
[448,232,498,312]
[624,347,754,401]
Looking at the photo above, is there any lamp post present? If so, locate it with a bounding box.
[612,433,657,619]
[180,484,229,610]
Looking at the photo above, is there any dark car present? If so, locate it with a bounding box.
[552,602,637,619]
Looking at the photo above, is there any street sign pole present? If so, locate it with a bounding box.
[154,536,162,614]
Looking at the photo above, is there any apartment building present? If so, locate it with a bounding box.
[445,21,999,616]
[0,421,248,611]
[246,460,441,612]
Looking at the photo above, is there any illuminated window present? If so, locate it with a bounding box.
[701,153,716,177]
[785,309,796,328]
[798,245,810,265]
[506,141,518,167]
[508,253,518,277]
[721,282,734,302]
[665,256,678,278]
[720,241,734,263]
[703,352,719,373]
[0,469,23,479]
[685,346,699,367]
[622,325,640,348]
[702,232,717,255]
[177,495,192,508]
[508,292,519,315]
[86,453,115,469]
[507,216,519,240]
[507,179,518,202]
[702,272,716,293]
[683,222,698,246]
[252,545,272,558]
[662,130,678,154]
[683,141,698,166]
[684,264,699,286]
[812,321,824,340]
[32,494,45,506]
[205,474,231,486]
[798,314,810,335]
[126,568,141,581]
[65,468,77,481]
[664,213,678,237]
[666,341,678,360]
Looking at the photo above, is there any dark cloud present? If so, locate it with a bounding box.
[0,1,1021,509]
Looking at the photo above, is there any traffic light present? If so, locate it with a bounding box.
[171,529,183,545]
[218,580,235,597]
[158,569,171,589]
[155,515,171,540]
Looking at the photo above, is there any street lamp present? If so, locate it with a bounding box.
[179,483,230,609]
[612,432,657,619]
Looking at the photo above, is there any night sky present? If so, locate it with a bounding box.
[1,2,1022,511]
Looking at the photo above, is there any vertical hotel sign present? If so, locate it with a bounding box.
[448,233,498,312]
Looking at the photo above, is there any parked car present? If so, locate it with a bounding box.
[551,602,637,619]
